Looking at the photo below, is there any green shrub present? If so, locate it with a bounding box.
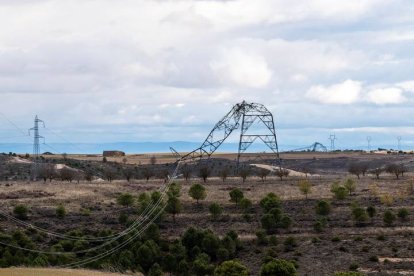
[260,259,297,276]
[366,206,376,219]
[56,204,66,219]
[331,236,341,242]
[13,204,29,220]
[369,255,379,262]
[332,186,347,200]
[151,191,162,203]
[214,260,249,276]
[229,188,244,206]
[313,217,327,232]
[118,213,128,224]
[256,230,268,245]
[209,202,223,221]
[260,193,281,212]
[189,183,207,204]
[240,198,252,213]
[315,200,331,216]
[397,208,409,221]
[116,193,134,207]
[383,210,396,226]
[352,207,368,225]
[284,237,297,252]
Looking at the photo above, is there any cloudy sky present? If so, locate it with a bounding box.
[1,0,414,151]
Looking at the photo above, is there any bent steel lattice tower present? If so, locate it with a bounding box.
[29,115,45,180]
[179,101,281,168]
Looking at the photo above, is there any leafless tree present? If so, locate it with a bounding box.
[160,169,169,183]
[258,168,270,182]
[275,169,289,181]
[123,168,134,182]
[84,170,94,182]
[181,164,191,181]
[370,167,384,179]
[60,167,76,182]
[103,166,116,182]
[219,167,229,182]
[348,162,364,179]
[38,164,56,183]
[239,167,250,182]
[386,163,406,179]
[142,167,153,182]
[198,166,211,183]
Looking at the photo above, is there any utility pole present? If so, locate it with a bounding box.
[328,134,337,152]
[367,136,372,152]
[29,115,45,181]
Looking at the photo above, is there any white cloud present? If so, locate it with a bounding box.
[365,87,406,105]
[210,48,272,88]
[306,80,362,104]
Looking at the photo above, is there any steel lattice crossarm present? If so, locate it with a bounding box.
[178,101,281,168]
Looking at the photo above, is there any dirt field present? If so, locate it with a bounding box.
[2,152,414,275]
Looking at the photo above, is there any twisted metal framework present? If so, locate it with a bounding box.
[290,142,328,152]
[29,115,45,180]
[179,101,281,167]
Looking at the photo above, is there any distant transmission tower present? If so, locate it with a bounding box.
[29,115,45,180]
[367,136,372,152]
[328,134,337,152]
[397,136,402,152]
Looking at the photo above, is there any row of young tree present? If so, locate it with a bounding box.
[348,162,407,179]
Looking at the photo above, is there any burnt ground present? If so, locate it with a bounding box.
[1,152,414,274]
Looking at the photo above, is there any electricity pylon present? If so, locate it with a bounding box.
[29,115,45,181]
[328,134,337,152]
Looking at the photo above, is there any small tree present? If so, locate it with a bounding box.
[181,164,191,181]
[56,204,66,219]
[344,178,357,195]
[122,157,128,164]
[298,179,312,199]
[219,167,229,182]
[229,188,244,206]
[386,164,403,179]
[199,166,211,183]
[370,168,384,179]
[188,183,207,204]
[258,168,270,182]
[60,167,75,182]
[275,169,290,181]
[214,260,249,276]
[84,170,94,182]
[166,195,182,223]
[209,202,223,221]
[123,168,134,182]
[142,168,154,182]
[14,204,29,220]
[383,209,396,226]
[117,193,135,207]
[239,167,250,183]
[348,163,363,179]
[103,166,116,182]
